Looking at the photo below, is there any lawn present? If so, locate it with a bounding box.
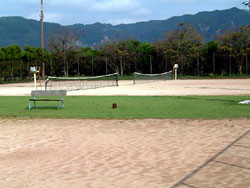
[0,96,250,119]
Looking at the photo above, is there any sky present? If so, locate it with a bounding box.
[0,0,248,25]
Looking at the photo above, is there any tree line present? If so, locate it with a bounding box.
[0,23,249,82]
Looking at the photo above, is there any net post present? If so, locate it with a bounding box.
[133,72,136,84]
[116,73,119,86]
[45,78,49,90]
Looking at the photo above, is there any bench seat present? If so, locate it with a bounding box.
[29,98,63,102]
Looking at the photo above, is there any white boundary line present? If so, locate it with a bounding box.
[0,140,48,154]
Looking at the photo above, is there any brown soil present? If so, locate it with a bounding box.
[0,118,249,188]
[1,79,250,96]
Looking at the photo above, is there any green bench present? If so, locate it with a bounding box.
[29,90,67,110]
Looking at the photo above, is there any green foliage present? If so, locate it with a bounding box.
[206,41,219,54]
[218,25,250,74]
[0,96,250,119]
[81,47,97,57]
[23,46,37,61]
[138,42,155,55]
[0,23,249,81]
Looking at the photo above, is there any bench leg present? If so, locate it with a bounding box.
[33,97,37,109]
[29,101,31,110]
[28,97,65,110]
[57,100,60,110]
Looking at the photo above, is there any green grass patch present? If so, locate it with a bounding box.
[0,96,250,119]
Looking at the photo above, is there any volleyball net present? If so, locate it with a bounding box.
[45,73,119,91]
[133,71,173,84]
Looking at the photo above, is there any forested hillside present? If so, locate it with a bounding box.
[0,7,249,48]
[0,23,249,81]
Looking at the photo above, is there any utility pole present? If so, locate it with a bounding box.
[41,0,44,50]
[40,0,45,79]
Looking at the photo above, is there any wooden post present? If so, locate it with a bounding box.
[246,52,248,76]
[28,57,30,80]
[165,55,168,72]
[19,60,22,80]
[92,56,94,76]
[106,57,108,75]
[229,54,232,76]
[50,58,53,76]
[213,52,215,76]
[78,57,80,76]
[11,59,13,80]
[181,56,184,75]
[1,61,4,81]
[134,57,137,72]
[197,53,199,76]
[150,54,152,74]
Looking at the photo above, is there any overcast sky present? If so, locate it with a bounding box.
[0,0,248,25]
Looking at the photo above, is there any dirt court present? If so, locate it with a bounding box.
[0,119,250,188]
[0,79,250,188]
[1,79,250,96]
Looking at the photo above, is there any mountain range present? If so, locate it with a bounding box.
[0,7,249,48]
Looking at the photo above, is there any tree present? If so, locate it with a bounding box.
[218,25,250,74]
[0,49,4,80]
[0,47,11,80]
[124,39,141,73]
[23,46,37,79]
[100,39,142,76]
[47,29,81,76]
[80,47,98,76]
[162,23,203,75]
[100,41,120,75]
[137,42,155,73]
[7,45,22,80]
[206,41,219,75]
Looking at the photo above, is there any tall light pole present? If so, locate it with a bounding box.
[40,0,45,79]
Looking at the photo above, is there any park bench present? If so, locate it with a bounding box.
[29,90,67,110]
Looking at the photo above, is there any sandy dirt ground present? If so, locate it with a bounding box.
[0,79,250,187]
[0,118,250,188]
[1,79,250,96]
